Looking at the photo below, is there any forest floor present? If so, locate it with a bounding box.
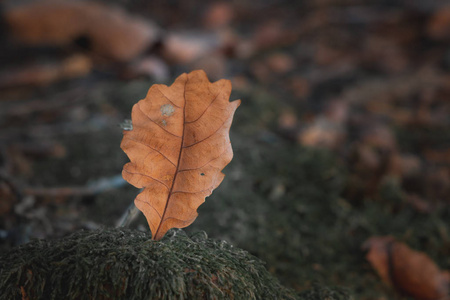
[1,1,450,299]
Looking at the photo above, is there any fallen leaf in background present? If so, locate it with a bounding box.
[122,56,170,81]
[0,54,92,88]
[121,70,240,240]
[277,110,299,141]
[265,53,295,74]
[161,31,227,64]
[5,1,160,62]
[252,20,298,51]
[249,60,272,83]
[423,167,450,204]
[188,53,227,81]
[404,194,433,214]
[428,6,450,40]
[313,30,354,67]
[397,153,422,178]
[425,148,450,165]
[202,2,234,30]
[363,236,450,300]
[361,124,397,151]
[299,117,345,150]
[278,111,298,131]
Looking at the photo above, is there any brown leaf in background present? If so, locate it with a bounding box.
[428,6,450,40]
[121,70,240,240]
[363,236,450,300]
[5,1,159,62]
[161,31,226,65]
[299,117,345,150]
[265,53,295,74]
[202,2,234,30]
[0,54,92,88]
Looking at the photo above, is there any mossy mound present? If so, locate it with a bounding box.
[0,228,300,300]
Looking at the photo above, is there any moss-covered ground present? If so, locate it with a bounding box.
[0,227,350,300]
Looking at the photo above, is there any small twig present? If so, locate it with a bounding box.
[116,202,139,228]
[25,186,96,198]
[0,171,23,204]
[0,171,31,246]
[24,174,126,199]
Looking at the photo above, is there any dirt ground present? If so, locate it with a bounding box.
[1,1,450,299]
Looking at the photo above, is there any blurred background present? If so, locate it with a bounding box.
[1,0,450,298]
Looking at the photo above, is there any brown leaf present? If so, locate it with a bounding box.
[5,1,159,62]
[121,70,240,240]
[363,236,450,300]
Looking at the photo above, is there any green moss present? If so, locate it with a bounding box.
[0,228,300,300]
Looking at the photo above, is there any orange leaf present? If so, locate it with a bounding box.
[363,236,450,300]
[121,70,240,240]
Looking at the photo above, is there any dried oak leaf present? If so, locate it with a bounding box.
[121,70,240,240]
[363,236,450,300]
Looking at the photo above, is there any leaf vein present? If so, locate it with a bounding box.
[154,75,188,239]
[135,198,163,219]
[185,92,220,124]
[125,136,176,167]
[157,87,181,108]
[162,216,195,224]
[178,147,228,172]
[183,117,229,148]
[172,188,211,195]
[123,169,169,191]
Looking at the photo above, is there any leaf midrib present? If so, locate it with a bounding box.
[153,75,188,240]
